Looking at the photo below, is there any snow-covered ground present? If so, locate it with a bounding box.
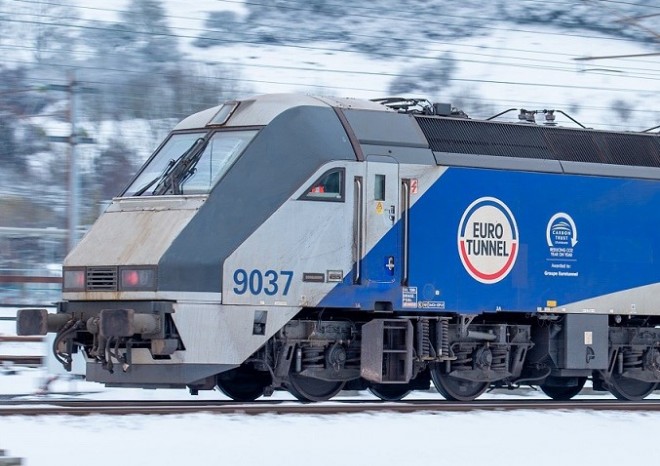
[2,307,660,466]
[2,365,660,466]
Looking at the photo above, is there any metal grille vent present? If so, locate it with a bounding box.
[416,117,660,168]
[86,267,118,291]
[420,118,553,160]
[600,134,660,167]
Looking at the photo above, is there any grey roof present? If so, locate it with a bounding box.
[173,93,390,130]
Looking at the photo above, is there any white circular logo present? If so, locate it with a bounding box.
[546,212,578,248]
[457,197,519,284]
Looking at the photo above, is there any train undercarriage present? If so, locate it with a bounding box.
[214,310,660,402]
[18,306,660,402]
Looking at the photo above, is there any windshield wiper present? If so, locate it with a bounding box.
[135,136,209,196]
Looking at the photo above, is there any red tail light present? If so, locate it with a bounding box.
[120,267,156,290]
[63,269,85,291]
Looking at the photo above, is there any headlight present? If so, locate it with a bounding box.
[119,267,157,291]
[62,268,85,291]
[62,266,157,292]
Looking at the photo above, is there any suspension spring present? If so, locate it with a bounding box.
[436,319,450,358]
[452,347,472,371]
[344,345,361,365]
[301,346,325,369]
[490,346,508,372]
[417,319,430,359]
[623,349,644,369]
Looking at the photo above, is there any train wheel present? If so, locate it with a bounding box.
[430,365,488,401]
[369,383,411,401]
[216,366,271,402]
[540,376,587,401]
[608,374,657,401]
[288,373,345,402]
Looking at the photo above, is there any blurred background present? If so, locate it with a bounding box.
[0,0,659,304]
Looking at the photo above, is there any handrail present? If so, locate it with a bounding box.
[401,180,411,286]
[353,177,364,284]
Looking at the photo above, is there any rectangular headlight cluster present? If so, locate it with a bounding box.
[119,267,157,291]
[62,267,85,291]
[62,266,157,292]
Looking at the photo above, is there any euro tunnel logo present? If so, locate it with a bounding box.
[457,197,519,284]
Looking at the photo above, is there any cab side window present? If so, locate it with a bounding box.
[301,168,345,202]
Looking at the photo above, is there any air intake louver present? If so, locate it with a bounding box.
[86,267,118,291]
[415,117,660,168]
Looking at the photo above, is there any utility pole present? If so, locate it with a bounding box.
[67,70,79,253]
[46,70,94,253]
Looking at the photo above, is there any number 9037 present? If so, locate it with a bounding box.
[232,269,293,296]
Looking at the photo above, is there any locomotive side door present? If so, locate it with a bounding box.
[355,157,400,284]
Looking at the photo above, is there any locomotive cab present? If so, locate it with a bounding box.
[18,94,372,393]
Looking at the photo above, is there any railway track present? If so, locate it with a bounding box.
[2,399,660,416]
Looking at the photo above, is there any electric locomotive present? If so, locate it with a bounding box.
[18,93,660,401]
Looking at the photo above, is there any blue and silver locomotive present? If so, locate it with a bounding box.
[18,94,660,401]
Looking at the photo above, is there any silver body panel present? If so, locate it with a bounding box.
[546,283,660,315]
[64,196,205,268]
[223,161,357,308]
[174,94,392,131]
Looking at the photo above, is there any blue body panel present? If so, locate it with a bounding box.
[321,167,660,313]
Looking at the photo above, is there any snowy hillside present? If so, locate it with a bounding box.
[113,1,660,131]
[3,0,659,131]
[0,0,658,236]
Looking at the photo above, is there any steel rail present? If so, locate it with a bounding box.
[1,399,660,416]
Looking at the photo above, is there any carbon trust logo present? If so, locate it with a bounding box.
[546,213,577,249]
[457,197,519,284]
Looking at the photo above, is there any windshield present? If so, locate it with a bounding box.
[124,130,257,196]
